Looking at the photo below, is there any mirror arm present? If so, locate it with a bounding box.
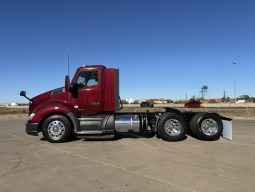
[24,95,32,102]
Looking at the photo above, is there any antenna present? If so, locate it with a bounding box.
[67,54,70,76]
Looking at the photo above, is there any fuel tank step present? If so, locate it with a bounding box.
[77,134,115,140]
[75,130,114,135]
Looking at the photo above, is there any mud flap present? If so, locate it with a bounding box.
[222,120,232,140]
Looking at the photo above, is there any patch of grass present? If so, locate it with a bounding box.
[120,107,255,119]
[0,107,28,114]
[1,106,254,119]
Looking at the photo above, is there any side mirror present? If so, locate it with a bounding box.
[20,90,32,102]
[20,91,26,97]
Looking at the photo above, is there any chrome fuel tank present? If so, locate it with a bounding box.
[115,115,140,132]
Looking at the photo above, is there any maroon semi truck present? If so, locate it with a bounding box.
[20,65,232,143]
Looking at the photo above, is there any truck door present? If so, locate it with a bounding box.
[74,70,102,114]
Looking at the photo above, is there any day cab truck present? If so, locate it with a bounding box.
[20,65,232,143]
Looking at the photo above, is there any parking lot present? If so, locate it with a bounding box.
[0,119,255,192]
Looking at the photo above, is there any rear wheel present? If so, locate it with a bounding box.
[42,115,72,143]
[190,113,223,141]
[158,113,186,141]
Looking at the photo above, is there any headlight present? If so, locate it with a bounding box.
[28,113,35,121]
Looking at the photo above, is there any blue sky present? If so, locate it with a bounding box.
[0,0,255,103]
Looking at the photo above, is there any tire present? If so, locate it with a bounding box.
[42,115,72,143]
[157,113,186,141]
[190,113,223,141]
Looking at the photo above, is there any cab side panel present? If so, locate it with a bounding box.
[104,69,119,112]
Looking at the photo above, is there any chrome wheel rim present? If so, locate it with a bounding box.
[47,120,66,140]
[201,118,218,136]
[164,119,182,136]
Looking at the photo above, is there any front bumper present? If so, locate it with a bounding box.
[26,123,39,136]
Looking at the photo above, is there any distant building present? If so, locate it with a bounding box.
[153,100,168,104]
[125,98,134,104]
[10,103,18,106]
[236,100,245,104]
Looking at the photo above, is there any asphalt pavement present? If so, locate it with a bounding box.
[0,119,254,192]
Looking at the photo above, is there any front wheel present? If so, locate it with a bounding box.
[157,113,186,141]
[42,115,72,143]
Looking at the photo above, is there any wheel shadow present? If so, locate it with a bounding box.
[40,136,80,143]
[39,131,189,142]
[81,131,188,142]
[79,131,156,142]
[116,131,156,140]
[186,131,220,142]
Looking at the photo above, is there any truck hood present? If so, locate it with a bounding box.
[30,87,65,112]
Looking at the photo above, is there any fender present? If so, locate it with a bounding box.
[29,100,73,123]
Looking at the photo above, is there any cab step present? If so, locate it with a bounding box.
[77,134,115,140]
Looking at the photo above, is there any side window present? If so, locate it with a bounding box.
[76,71,98,89]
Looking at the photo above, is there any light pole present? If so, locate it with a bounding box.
[232,62,237,102]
